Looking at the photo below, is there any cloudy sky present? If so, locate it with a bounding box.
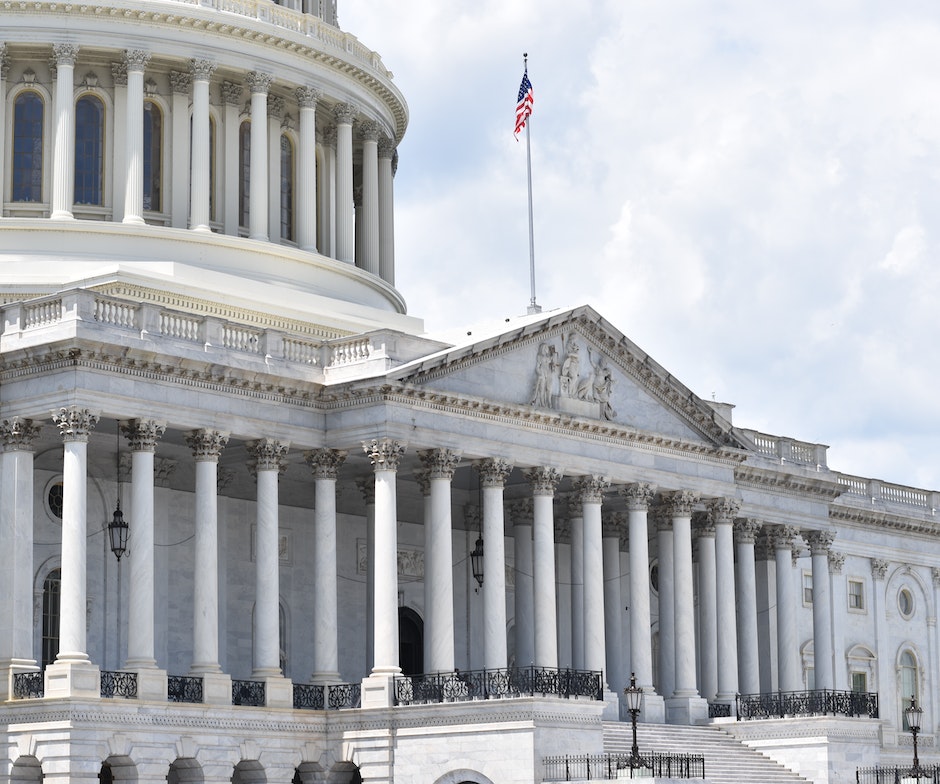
[341,2,940,492]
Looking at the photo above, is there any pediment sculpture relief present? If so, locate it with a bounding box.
[530,333,617,421]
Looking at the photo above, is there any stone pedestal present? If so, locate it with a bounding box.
[200,671,233,705]
[361,673,396,708]
[665,694,709,725]
[601,688,621,720]
[44,661,100,698]
[133,668,168,701]
[264,676,293,708]
[0,661,39,701]
[639,692,666,724]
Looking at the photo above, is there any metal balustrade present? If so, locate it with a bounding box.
[736,689,878,720]
[856,764,940,783]
[543,752,706,781]
[11,671,44,699]
[100,671,138,699]
[232,679,266,706]
[168,675,204,703]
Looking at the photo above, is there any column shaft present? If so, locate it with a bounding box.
[359,123,380,274]
[190,61,215,232]
[528,468,561,668]
[734,520,761,695]
[51,45,78,220]
[126,440,158,667]
[296,88,319,251]
[477,459,511,670]
[807,530,835,690]
[657,516,675,699]
[695,522,717,701]
[221,81,242,235]
[169,71,191,228]
[603,527,624,692]
[253,467,281,675]
[672,506,698,696]
[334,105,356,263]
[248,73,271,241]
[378,139,395,284]
[624,485,656,695]
[513,509,534,667]
[711,500,740,702]
[123,52,150,224]
[570,512,585,670]
[111,63,127,222]
[774,527,800,691]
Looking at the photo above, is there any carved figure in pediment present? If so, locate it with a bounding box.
[530,342,558,407]
[578,348,616,420]
[559,333,581,398]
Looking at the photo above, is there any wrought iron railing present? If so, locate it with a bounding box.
[168,675,204,703]
[12,671,44,699]
[856,764,940,783]
[232,679,265,707]
[293,683,325,709]
[708,702,732,719]
[327,682,362,709]
[100,671,138,699]
[737,689,878,720]
[543,752,706,780]
[394,667,603,706]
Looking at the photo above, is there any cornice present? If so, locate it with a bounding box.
[322,383,745,467]
[829,505,940,538]
[735,465,846,501]
[0,2,408,140]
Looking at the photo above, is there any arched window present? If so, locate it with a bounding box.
[12,91,44,202]
[74,95,104,205]
[280,134,294,241]
[900,650,919,729]
[41,568,61,669]
[238,120,251,228]
[143,100,162,212]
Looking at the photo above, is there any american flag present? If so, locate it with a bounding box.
[514,71,534,139]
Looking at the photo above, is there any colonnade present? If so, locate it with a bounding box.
[2,43,397,282]
[0,418,845,719]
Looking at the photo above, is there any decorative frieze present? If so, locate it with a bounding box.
[185,429,229,461]
[52,407,99,442]
[529,332,617,421]
[474,458,513,487]
[304,448,347,480]
[0,417,41,451]
[246,438,289,472]
[525,466,562,497]
[363,437,405,471]
[120,419,166,452]
[357,539,424,579]
[417,448,461,480]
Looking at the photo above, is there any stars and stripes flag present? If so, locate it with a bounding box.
[514,70,534,139]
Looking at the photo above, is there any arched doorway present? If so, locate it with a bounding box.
[399,607,423,676]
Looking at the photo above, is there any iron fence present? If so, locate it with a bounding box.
[293,683,325,709]
[543,752,706,780]
[856,765,940,783]
[168,675,204,703]
[100,671,138,699]
[292,683,361,710]
[737,689,878,720]
[394,666,603,706]
[232,679,265,706]
[12,671,44,699]
[708,702,732,719]
[327,682,361,709]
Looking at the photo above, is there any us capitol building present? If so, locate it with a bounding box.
[0,2,937,783]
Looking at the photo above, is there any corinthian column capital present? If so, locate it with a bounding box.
[53,43,80,67]
[304,448,347,480]
[0,417,41,451]
[120,419,166,452]
[474,458,513,487]
[363,437,405,471]
[524,466,562,496]
[123,49,151,73]
[52,407,99,442]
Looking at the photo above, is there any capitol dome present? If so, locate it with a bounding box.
[0,0,417,336]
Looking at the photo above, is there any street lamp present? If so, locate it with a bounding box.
[108,423,129,561]
[905,695,923,778]
[470,536,484,588]
[624,672,646,772]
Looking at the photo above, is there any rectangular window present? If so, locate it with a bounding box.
[803,571,813,605]
[851,672,867,693]
[848,579,865,611]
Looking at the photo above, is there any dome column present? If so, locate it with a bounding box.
[333,103,357,264]
[267,95,285,243]
[378,137,396,284]
[247,71,272,241]
[122,50,151,225]
[169,70,192,229]
[51,44,79,220]
[358,121,381,275]
[110,61,127,222]
[319,125,337,258]
[295,87,321,252]
[221,81,243,236]
[189,59,217,233]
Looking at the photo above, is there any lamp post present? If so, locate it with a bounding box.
[624,672,646,772]
[905,695,923,779]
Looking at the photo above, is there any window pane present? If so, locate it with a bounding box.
[280,134,294,241]
[851,672,867,693]
[13,92,44,202]
[41,568,61,669]
[143,102,162,212]
[74,95,104,205]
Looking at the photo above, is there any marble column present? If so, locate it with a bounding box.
[755,535,777,693]
[568,499,585,670]
[46,408,99,697]
[377,137,396,284]
[710,498,740,705]
[121,50,150,225]
[511,499,535,667]
[693,512,717,701]
[828,550,846,691]
[526,467,562,668]
[576,475,609,680]
[0,418,41,699]
[51,44,79,220]
[122,420,166,696]
[189,59,216,232]
[356,477,376,673]
[555,518,572,668]
[333,103,357,263]
[0,46,7,206]
[475,458,513,670]
[664,490,707,724]
[184,430,231,702]
[306,449,346,683]
[770,525,801,692]
[621,483,663,721]
[267,95,284,243]
[870,559,890,713]
[246,71,272,241]
[221,81,243,235]
[319,125,337,258]
[295,87,320,252]
[805,529,836,691]
[169,70,192,229]
[602,512,625,694]
[358,121,381,275]
[362,438,405,707]
[655,506,676,701]
[734,518,762,695]
[418,449,460,673]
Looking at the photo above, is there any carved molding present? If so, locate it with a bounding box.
[221,80,243,105]
[246,439,289,472]
[572,474,610,504]
[246,70,273,94]
[123,49,150,72]
[52,43,79,67]
[333,102,358,125]
[871,558,889,581]
[524,466,562,497]
[620,482,655,511]
[190,58,217,81]
[803,529,836,555]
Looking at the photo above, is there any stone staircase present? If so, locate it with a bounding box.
[603,721,812,783]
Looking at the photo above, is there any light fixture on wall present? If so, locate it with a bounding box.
[470,535,484,588]
[108,422,128,561]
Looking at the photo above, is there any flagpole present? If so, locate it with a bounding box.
[523,54,541,315]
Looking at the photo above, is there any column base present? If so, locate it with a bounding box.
[639,691,666,723]
[196,671,232,705]
[45,659,100,698]
[130,668,168,701]
[122,215,145,226]
[0,659,39,701]
[361,673,396,708]
[262,676,293,708]
[665,694,709,725]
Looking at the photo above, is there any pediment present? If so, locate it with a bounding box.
[388,306,747,449]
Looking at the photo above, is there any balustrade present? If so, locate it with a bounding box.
[543,752,705,781]
[100,670,138,699]
[736,689,878,720]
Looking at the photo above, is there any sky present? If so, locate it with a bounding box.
[340,1,940,492]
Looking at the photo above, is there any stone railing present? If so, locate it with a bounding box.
[736,689,878,720]
[837,475,939,512]
[740,429,829,468]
